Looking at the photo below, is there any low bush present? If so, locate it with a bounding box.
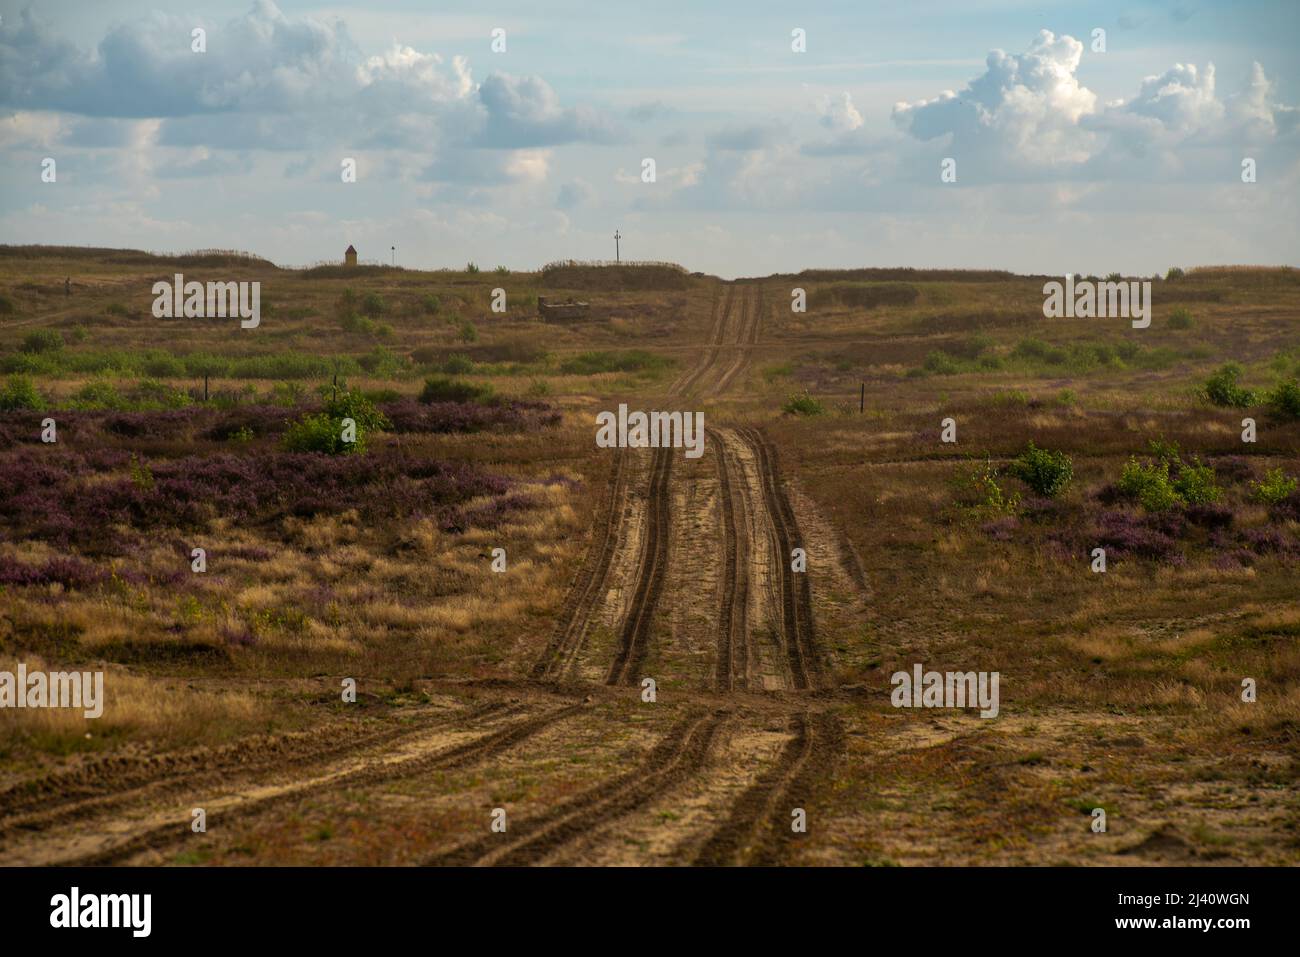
[283,412,365,455]
[1118,457,1181,511]
[558,350,668,376]
[952,459,1019,515]
[419,376,495,404]
[1009,442,1073,498]
[1202,363,1255,408]
[781,390,825,416]
[21,329,64,354]
[0,375,45,411]
[1171,458,1222,505]
[1265,379,1300,419]
[1252,467,1298,505]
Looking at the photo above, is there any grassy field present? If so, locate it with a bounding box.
[1,246,1296,866]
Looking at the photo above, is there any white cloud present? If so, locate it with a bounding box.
[892,30,1097,168]
[819,92,863,132]
[891,31,1296,180]
[0,2,618,158]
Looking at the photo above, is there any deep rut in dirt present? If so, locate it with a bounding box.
[32,702,586,866]
[742,426,822,690]
[710,284,762,395]
[532,447,629,680]
[672,285,733,396]
[0,700,514,842]
[711,428,753,692]
[606,446,673,686]
[424,711,726,867]
[690,711,842,866]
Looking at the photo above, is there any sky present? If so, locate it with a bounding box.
[1,0,1297,277]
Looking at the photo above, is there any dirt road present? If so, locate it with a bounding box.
[0,280,857,868]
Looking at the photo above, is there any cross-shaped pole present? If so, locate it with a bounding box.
[614,230,621,263]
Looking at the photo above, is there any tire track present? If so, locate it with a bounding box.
[58,703,585,867]
[691,711,842,866]
[710,284,761,395]
[424,711,725,867]
[710,429,752,692]
[532,447,629,680]
[0,701,513,842]
[673,285,734,397]
[606,446,673,686]
[741,427,822,690]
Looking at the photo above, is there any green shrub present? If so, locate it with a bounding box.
[443,353,474,374]
[1009,442,1073,497]
[465,262,480,274]
[952,459,1019,515]
[283,412,364,454]
[361,292,385,317]
[1202,363,1255,408]
[989,389,1029,407]
[105,302,130,317]
[132,378,192,410]
[340,312,376,336]
[922,351,962,375]
[1165,266,1185,281]
[781,390,825,416]
[1252,467,1298,505]
[69,380,125,411]
[1168,306,1194,329]
[458,320,478,344]
[0,294,15,315]
[1147,436,1181,465]
[419,375,494,404]
[21,329,63,354]
[558,350,668,376]
[1118,457,1181,511]
[495,265,509,274]
[184,352,231,378]
[129,454,154,492]
[422,294,441,315]
[1265,379,1300,419]
[324,389,390,432]
[1171,458,1221,505]
[141,351,186,377]
[0,375,45,411]
[527,378,551,397]
[1011,337,1067,365]
[268,381,306,406]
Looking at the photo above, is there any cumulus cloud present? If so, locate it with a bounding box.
[819,92,863,132]
[0,2,356,117]
[0,1,619,160]
[474,74,622,147]
[892,30,1097,167]
[891,30,1296,179]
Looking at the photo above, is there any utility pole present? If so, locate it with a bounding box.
[614,229,621,263]
[391,245,395,267]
